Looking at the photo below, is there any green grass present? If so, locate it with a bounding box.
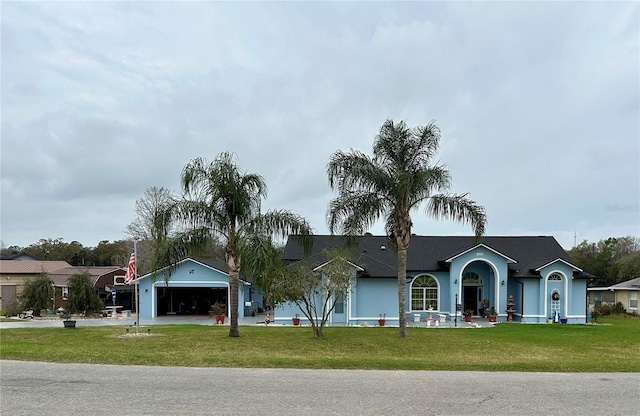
[1,316,638,371]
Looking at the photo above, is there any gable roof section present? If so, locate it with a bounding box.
[445,243,518,264]
[312,258,365,272]
[0,260,72,274]
[139,257,252,284]
[534,258,583,272]
[606,277,640,291]
[283,235,587,279]
[48,266,126,286]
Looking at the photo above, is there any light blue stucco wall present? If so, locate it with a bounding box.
[447,246,510,321]
[138,259,246,319]
[274,248,588,326]
[533,262,586,324]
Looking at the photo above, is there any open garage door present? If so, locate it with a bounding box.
[156,287,228,316]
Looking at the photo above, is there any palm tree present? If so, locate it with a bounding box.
[164,152,313,337]
[327,119,486,338]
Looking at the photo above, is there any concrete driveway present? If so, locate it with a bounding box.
[1,360,638,415]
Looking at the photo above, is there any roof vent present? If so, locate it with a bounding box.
[380,245,386,250]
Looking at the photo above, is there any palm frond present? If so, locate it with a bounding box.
[327,191,387,235]
[426,194,487,238]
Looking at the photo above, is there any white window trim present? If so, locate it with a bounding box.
[629,291,638,310]
[410,275,440,312]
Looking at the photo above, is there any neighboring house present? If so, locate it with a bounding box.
[275,235,593,325]
[48,266,127,310]
[1,252,40,261]
[587,277,639,313]
[137,257,259,319]
[0,260,72,311]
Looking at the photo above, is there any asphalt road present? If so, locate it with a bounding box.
[1,360,638,415]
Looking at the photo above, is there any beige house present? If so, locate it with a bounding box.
[0,259,72,311]
[587,277,640,313]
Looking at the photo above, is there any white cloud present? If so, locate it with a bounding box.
[1,1,638,249]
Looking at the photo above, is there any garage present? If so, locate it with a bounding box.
[138,257,248,319]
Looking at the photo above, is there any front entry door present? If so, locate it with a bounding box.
[332,294,346,324]
[463,286,478,314]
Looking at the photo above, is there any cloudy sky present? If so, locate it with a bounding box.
[2,1,638,250]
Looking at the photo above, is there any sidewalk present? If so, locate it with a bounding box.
[0,313,496,329]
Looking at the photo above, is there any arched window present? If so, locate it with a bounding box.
[411,276,438,311]
[547,273,563,281]
[462,271,483,285]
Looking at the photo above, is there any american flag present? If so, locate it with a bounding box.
[124,251,136,285]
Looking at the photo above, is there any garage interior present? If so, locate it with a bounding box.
[156,287,227,316]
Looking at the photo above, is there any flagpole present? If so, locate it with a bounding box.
[134,240,139,335]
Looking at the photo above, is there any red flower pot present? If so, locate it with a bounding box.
[378,319,386,327]
[292,317,300,326]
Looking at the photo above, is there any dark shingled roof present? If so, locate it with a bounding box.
[283,235,593,279]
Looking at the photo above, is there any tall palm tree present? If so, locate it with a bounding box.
[164,152,313,337]
[327,119,486,338]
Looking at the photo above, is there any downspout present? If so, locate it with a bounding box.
[514,279,524,323]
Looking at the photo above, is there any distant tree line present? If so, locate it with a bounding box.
[1,238,132,268]
[568,236,640,286]
[3,235,638,288]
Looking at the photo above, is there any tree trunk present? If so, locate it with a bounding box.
[313,323,323,338]
[397,246,407,338]
[226,255,240,338]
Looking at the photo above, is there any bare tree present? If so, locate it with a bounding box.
[271,248,355,338]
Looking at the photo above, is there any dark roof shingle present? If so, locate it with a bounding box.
[283,235,591,279]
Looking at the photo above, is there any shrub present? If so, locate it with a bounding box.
[597,304,612,315]
[590,309,601,323]
[3,300,24,317]
[66,272,104,314]
[612,302,626,314]
[20,274,54,317]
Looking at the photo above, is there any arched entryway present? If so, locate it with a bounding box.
[460,260,499,316]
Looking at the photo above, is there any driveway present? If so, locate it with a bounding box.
[1,360,637,415]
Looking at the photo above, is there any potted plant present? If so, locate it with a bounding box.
[292,313,301,326]
[59,310,76,329]
[486,307,497,323]
[462,309,473,322]
[210,302,226,325]
[378,313,386,327]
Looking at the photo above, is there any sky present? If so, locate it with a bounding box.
[1,1,638,251]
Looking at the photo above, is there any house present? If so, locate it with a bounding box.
[587,277,639,313]
[0,260,72,311]
[275,235,593,325]
[47,266,127,310]
[1,252,41,261]
[137,257,260,319]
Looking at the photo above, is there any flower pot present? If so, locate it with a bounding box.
[560,318,567,324]
[215,315,225,325]
[292,317,300,326]
[378,319,386,327]
[488,315,497,323]
[548,318,553,324]
[63,320,76,329]
[464,315,472,323]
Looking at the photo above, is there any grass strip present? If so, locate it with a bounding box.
[1,316,638,372]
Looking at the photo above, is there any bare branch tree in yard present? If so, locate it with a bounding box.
[126,187,176,275]
[272,248,355,338]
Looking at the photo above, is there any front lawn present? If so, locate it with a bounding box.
[1,316,638,371]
